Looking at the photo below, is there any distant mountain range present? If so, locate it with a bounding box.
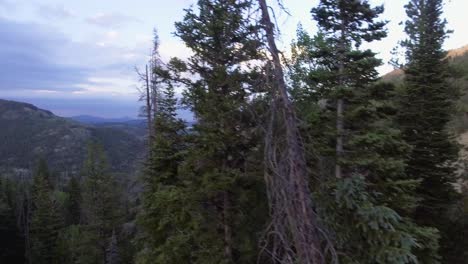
[0,99,147,176]
[69,115,144,125]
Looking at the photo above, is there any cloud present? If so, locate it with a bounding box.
[0,0,16,10]
[0,18,89,92]
[159,41,192,60]
[0,16,150,97]
[86,12,140,29]
[36,4,74,20]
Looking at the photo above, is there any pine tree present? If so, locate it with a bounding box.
[65,176,81,225]
[309,0,387,178]
[136,55,191,263]
[163,0,268,262]
[80,143,122,264]
[399,0,461,262]
[287,0,440,262]
[29,159,61,264]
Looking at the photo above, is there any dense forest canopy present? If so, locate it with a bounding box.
[1,0,468,264]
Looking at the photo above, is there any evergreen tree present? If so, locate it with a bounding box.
[80,143,122,264]
[56,225,83,264]
[136,55,191,263]
[399,0,461,262]
[65,176,81,225]
[29,159,61,264]
[288,0,439,262]
[141,0,269,262]
[0,177,25,264]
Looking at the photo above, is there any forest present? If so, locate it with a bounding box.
[1,0,467,263]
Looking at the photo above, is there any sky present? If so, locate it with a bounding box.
[0,0,467,118]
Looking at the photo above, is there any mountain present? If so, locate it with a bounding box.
[70,115,147,138]
[0,99,146,176]
[382,45,468,132]
[70,115,142,125]
[382,44,468,83]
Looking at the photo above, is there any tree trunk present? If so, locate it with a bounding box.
[258,0,327,263]
[335,99,343,179]
[145,65,153,145]
[222,191,233,262]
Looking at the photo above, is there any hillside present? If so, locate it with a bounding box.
[382,45,468,83]
[0,99,146,175]
[382,45,468,133]
[71,115,147,139]
[70,115,141,124]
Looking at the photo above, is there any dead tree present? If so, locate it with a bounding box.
[136,30,163,146]
[136,65,153,146]
[257,0,334,263]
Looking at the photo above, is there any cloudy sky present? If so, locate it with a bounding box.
[0,0,467,118]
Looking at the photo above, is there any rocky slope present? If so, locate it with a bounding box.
[0,99,145,175]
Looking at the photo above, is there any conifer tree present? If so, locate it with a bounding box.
[29,159,61,264]
[257,0,331,262]
[309,0,387,178]
[136,56,191,263]
[165,0,268,262]
[289,0,440,262]
[81,143,122,263]
[399,0,461,261]
[65,176,81,225]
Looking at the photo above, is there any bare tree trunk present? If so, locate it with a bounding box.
[145,65,153,145]
[222,191,233,262]
[150,61,158,124]
[335,98,343,179]
[258,0,329,263]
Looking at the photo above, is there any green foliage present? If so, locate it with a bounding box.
[0,99,144,174]
[64,176,81,225]
[136,57,192,263]
[174,0,267,262]
[30,159,62,264]
[0,177,25,263]
[399,0,462,262]
[289,0,441,262]
[56,225,83,264]
[316,176,440,264]
[137,1,268,263]
[81,143,123,263]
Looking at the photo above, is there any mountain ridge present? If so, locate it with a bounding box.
[69,115,143,125]
[0,99,146,176]
[382,44,468,82]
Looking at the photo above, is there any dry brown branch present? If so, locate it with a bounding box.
[256,0,336,263]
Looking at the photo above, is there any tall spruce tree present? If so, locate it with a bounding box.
[399,0,461,262]
[81,143,122,264]
[309,0,387,178]
[169,0,268,262]
[29,159,61,264]
[136,56,191,263]
[288,0,439,262]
